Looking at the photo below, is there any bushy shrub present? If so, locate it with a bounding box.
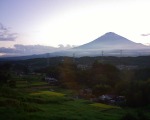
[8,79,16,88]
[121,113,137,120]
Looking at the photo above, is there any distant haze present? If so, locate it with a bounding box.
[1,32,150,57]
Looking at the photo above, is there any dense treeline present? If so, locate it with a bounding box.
[0,63,12,86]
[35,58,150,107]
[2,56,150,71]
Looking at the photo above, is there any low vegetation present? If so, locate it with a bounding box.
[0,57,150,119]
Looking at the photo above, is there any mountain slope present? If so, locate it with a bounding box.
[75,32,148,50]
[1,32,150,59]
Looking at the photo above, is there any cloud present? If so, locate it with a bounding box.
[0,44,76,57]
[144,43,150,46]
[141,33,150,36]
[58,44,76,49]
[58,44,65,48]
[0,23,18,41]
[0,45,57,56]
[0,47,20,53]
[14,44,57,54]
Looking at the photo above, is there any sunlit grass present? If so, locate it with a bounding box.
[30,91,64,97]
[15,74,44,88]
[31,82,48,86]
[28,91,68,104]
[36,99,123,120]
[91,103,120,110]
[0,87,148,120]
[16,80,28,88]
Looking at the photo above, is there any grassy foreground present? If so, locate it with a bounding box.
[0,77,150,120]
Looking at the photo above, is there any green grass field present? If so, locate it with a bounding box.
[0,76,150,120]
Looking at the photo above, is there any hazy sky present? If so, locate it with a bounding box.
[1,0,150,48]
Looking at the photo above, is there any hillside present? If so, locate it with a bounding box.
[1,56,150,120]
[0,75,123,120]
[1,75,149,120]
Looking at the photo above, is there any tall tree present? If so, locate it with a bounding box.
[58,58,79,91]
[0,63,12,86]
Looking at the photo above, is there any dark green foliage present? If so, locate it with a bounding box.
[2,56,150,72]
[78,62,120,96]
[92,62,120,86]
[0,87,19,98]
[8,79,16,88]
[116,78,150,107]
[0,63,12,86]
[0,87,40,113]
[58,58,79,91]
[134,68,150,81]
[137,111,149,120]
[93,84,111,96]
[120,111,150,120]
[121,113,137,120]
[0,98,39,112]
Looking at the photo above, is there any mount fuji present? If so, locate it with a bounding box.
[58,32,150,57]
[1,32,150,60]
[74,32,148,50]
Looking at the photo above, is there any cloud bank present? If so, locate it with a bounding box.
[0,23,18,41]
[141,33,150,36]
[0,44,74,57]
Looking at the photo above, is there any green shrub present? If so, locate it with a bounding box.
[121,113,137,120]
[0,87,19,98]
[0,98,40,112]
[137,111,149,120]
[8,79,16,88]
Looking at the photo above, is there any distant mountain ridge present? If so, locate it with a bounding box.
[75,32,148,50]
[1,32,150,60]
